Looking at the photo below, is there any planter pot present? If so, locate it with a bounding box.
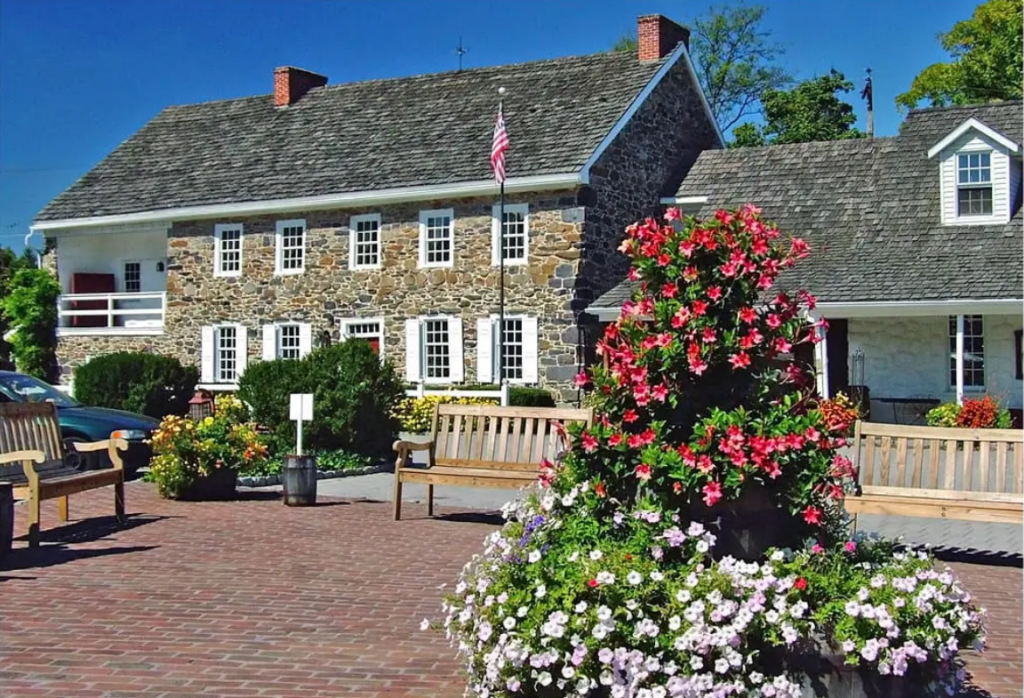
[175,467,238,501]
[790,635,910,698]
[688,489,804,561]
[282,455,317,507]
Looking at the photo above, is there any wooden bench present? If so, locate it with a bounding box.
[845,421,1023,526]
[392,404,593,520]
[0,402,128,546]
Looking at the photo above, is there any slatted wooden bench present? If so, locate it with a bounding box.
[392,404,593,520]
[0,402,128,546]
[845,421,1023,525]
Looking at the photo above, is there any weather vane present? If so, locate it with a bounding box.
[456,37,469,71]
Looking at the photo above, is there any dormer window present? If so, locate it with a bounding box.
[956,152,993,216]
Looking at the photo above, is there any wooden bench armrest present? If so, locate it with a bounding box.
[70,438,129,471]
[393,439,434,470]
[0,449,46,467]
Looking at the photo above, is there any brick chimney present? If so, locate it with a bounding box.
[274,66,328,107]
[637,14,690,61]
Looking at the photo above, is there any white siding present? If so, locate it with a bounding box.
[54,229,167,292]
[848,315,1023,410]
[938,132,1013,225]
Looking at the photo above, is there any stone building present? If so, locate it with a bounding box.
[32,14,721,402]
[591,101,1024,423]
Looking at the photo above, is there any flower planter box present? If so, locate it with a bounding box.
[688,489,803,561]
[172,468,238,501]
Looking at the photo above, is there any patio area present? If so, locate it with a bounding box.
[1,481,1021,698]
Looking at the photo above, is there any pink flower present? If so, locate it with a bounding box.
[719,261,739,277]
[635,464,652,481]
[574,372,590,388]
[581,433,598,453]
[702,481,722,507]
[683,266,699,281]
[689,357,708,375]
[623,409,639,424]
[608,433,623,447]
[664,207,682,222]
[702,328,717,344]
[706,286,722,302]
[738,307,757,324]
[691,299,708,316]
[803,506,823,525]
[844,541,857,553]
[627,267,640,281]
[766,314,782,329]
[661,282,678,298]
[773,337,793,354]
[678,240,696,257]
[652,384,669,402]
[729,352,751,370]
[657,253,671,267]
[627,433,644,449]
[811,543,825,555]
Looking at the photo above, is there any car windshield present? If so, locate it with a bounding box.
[0,373,80,408]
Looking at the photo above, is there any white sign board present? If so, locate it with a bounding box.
[289,393,314,422]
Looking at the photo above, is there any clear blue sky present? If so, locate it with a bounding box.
[0,0,981,252]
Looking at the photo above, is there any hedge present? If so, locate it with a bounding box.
[73,352,199,418]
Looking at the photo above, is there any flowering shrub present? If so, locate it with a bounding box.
[433,207,984,697]
[393,395,498,432]
[817,393,861,437]
[146,394,268,498]
[926,397,1012,429]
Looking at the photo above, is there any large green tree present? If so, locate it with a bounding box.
[897,0,1023,110]
[731,69,865,147]
[0,267,61,382]
[613,4,791,133]
[0,247,37,369]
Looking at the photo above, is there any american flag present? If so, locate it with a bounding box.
[491,105,509,184]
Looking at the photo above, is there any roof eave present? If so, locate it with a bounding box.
[926,117,1022,159]
[32,172,583,232]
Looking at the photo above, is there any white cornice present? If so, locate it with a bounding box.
[927,117,1022,159]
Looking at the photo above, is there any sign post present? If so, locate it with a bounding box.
[285,393,317,507]
[289,393,314,456]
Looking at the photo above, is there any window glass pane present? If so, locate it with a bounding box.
[948,315,984,388]
[353,217,380,267]
[278,324,301,360]
[219,228,241,273]
[280,224,305,270]
[500,209,527,262]
[958,154,969,168]
[499,318,524,381]
[957,187,993,216]
[423,319,450,379]
[342,321,382,354]
[124,262,141,293]
[216,327,237,383]
[423,215,452,265]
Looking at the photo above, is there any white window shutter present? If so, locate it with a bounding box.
[477,318,494,383]
[200,326,214,383]
[235,324,248,379]
[262,325,277,361]
[449,317,464,383]
[522,316,539,384]
[405,319,421,382]
[299,323,313,357]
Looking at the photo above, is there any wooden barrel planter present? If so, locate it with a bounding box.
[282,455,317,506]
[176,467,238,501]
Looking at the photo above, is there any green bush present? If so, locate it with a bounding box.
[238,341,404,457]
[73,352,199,418]
[246,449,375,477]
[508,386,556,408]
[0,267,61,382]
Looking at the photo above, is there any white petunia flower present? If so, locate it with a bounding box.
[590,550,604,561]
[597,606,613,621]
[575,601,589,614]
[420,618,430,631]
[627,571,643,586]
[535,584,547,598]
[503,616,516,630]
[517,606,529,618]
[650,571,665,582]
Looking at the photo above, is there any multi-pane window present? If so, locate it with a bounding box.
[216,224,243,276]
[493,204,528,265]
[123,262,141,293]
[277,324,302,360]
[350,215,381,269]
[215,326,238,383]
[423,319,451,380]
[949,315,985,388]
[957,152,993,216]
[419,210,453,267]
[342,319,383,354]
[499,318,524,381]
[277,220,306,273]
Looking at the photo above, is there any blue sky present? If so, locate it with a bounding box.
[0,0,980,251]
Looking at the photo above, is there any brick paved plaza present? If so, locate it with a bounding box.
[1,482,1021,698]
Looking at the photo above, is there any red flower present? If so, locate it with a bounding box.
[673,481,682,494]
[794,577,808,591]
[706,286,722,302]
[702,481,723,506]
[664,207,682,222]
[738,307,757,324]
[702,328,717,344]
[574,371,590,388]
[677,443,696,465]
[719,261,739,277]
[627,433,644,449]
[729,352,751,370]
[766,314,782,329]
[773,337,793,354]
[635,463,652,481]
[661,282,678,298]
[678,240,696,257]
[683,266,699,281]
[691,299,708,316]
[672,306,691,329]
[618,238,634,253]
[623,409,639,424]
[581,432,599,453]
[697,455,715,474]
[627,267,640,281]
[657,253,671,267]
[790,238,810,259]
[652,384,669,402]
[640,429,656,445]
[803,506,823,525]
[714,210,734,225]
[588,578,599,588]
[689,357,709,375]
[608,433,623,447]
[594,482,606,498]
[757,274,775,290]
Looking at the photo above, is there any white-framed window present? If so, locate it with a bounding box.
[404,316,464,383]
[418,209,454,268]
[476,315,539,384]
[956,151,993,217]
[201,324,248,386]
[491,203,529,266]
[949,315,985,389]
[261,322,312,361]
[275,219,306,274]
[123,261,141,293]
[214,223,243,277]
[339,318,385,357]
[349,214,382,270]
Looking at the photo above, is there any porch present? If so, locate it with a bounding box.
[814,300,1023,425]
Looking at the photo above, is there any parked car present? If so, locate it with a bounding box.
[0,370,158,476]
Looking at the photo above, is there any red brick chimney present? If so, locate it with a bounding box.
[274,66,328,107]
[637,14,690,61]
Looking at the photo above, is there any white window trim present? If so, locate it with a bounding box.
[954,149,994,220]
[491,203,529,267]
[948,315,986,391]
[214,223,244,278]
[418,314,460,384]
[213,323,246,385]
[275,322,304,360]
[275,219,306,275]
[122,260,142,293]
[486,314,538,385]
[339,317,386,362]
[418,208,455,269]
[348,213,382,270]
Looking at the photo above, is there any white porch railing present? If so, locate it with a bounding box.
[57,292,166,333]
[405,381,510,406]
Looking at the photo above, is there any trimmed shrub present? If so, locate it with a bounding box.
[393,395,498,433]
[73,352,198,418]
[508,386,556,408]
[238,341,404,456]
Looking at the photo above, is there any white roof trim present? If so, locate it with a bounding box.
[817,298,1023,317]
[927,117,1021,159]
[31,173,581,232]
[580,44,724,184]
[659,195,708,206]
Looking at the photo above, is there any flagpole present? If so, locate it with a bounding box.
[497,90,506,393]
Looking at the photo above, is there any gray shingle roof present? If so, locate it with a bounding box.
[593,102,1024,309]
[37,52,666,222]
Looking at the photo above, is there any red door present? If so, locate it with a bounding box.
[70,273,115,328]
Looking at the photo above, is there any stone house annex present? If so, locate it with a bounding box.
[592,101,1024,424]
[32,14,721,402]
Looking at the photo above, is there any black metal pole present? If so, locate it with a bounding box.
[498,173,505,389]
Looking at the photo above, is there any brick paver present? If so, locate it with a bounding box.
[1,482,1020,697]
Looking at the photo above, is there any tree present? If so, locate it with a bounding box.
[0,267,61,382]
[612,4,791,133]
[897,0,1023,110]
[730,70,865,147]
[0,247,37,369]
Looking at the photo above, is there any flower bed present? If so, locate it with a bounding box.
[427,206,984,697]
